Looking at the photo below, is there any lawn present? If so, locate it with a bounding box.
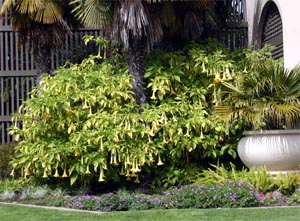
[0,204,299,221]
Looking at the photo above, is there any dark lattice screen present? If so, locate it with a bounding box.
[262,3,283,59]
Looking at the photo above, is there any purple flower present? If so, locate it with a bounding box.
[83,194,91,199]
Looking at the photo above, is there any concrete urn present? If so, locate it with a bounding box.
[237,129,300,171]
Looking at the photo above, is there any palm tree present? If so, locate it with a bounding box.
[1,0,224,104]
[0,0,72,76]
[70,0,223,108]
[215,59,300,130]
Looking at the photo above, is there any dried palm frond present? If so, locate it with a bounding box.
[183,11,204,40]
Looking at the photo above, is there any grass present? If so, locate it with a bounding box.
[0,204,299,221]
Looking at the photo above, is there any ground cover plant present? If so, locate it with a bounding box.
[62,181,259,211]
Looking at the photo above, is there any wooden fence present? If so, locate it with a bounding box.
[0,0,103,144]
[0,0,248,144]
[222,0,248,50]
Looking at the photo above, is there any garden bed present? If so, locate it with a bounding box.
[1,183,299,212]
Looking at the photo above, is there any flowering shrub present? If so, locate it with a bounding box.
[10,41,243,186]
[63,182,259,211]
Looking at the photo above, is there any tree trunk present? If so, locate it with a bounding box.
[33,46,52,84]
[125,39,147,111]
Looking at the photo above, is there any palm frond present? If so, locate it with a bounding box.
[15,0,44,14]
[268,103,300,128]
[33,1,63,24]
[0,0,14,17]
[70,0,112,28]
[217,58,300,130]
[111,0,150,49]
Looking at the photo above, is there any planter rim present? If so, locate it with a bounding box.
[243,129,300,136]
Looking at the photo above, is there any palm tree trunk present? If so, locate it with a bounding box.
[125,38,147,110]
[33,46,52,84]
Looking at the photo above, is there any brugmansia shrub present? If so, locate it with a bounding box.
[9,39,245,186]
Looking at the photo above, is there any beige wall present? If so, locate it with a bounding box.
[246,0,300,69]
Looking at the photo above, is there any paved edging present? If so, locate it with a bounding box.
[0,202,105,214]
[1,201,299,213]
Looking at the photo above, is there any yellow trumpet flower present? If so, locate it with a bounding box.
[157,155,164,166]
[10,169,14,177]
[114,135,119,143]
[130,161,136,173]
[177,128,183,135]
[98,169,105,182]
[150,92,156,100]
[24,168,30,177]
[120,166,125,176]
[126,156,132,165]
[62,169,68,178]
[125,168,131,177]
[113,154,118,165]
[54,168,60,178]
[163,136,168,144]
[85,166,91,174]
[110,154,114,164]
[202,63,207,72]
[42,169,48,178]
[200,128,205,139]
[134,175,140,183]
[82,102,89,110]
[148,153,154,163]
[139,157,145,166]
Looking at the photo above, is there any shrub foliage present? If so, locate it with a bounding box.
[9,39,254,186]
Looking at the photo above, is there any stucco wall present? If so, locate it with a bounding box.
[246,0,300,69]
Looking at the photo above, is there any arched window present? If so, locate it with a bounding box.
[261,2,283,59]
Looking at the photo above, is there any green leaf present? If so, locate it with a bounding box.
[173,75,181,82]
[70,174,78,186]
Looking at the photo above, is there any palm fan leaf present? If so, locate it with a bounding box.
[33,0,63,24]
[0,0,13,16]
[268,103,300,127]
[70,0,112,28]
[216,58,300,130]
[109,0,150,49]
[0,0,44,16]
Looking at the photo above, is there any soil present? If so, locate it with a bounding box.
[268,195,291,207]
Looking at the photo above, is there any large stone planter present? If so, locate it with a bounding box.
[238,129,300,171]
